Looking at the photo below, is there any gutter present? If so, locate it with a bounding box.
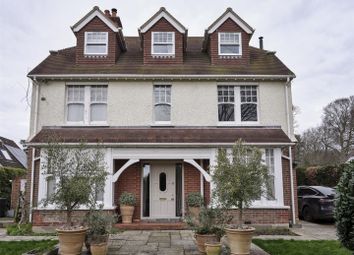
[28,74,296,80]
[29,148,35,223]
[26,142,295,147]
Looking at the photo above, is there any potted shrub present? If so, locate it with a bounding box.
[42,141,108,255]
[213,140,269,255]
[204,242,222,255]
[186,192,204,220]
[119,192,136,224]
[85,207,115,255]
[186,206,229,254]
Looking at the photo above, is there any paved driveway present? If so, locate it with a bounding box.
[257,221,337,240]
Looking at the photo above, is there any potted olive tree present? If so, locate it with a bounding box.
[186,192,204,220]
[84,206,115,255]
[119,192,136,224]
[42,141,108,255]
[213,140,269,255]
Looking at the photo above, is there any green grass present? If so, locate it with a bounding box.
[253,239,352,255]
[0,240,58,255]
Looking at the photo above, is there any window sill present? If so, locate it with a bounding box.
[63,122,109,127]
[151,122,173,127]
[217,121,260,126]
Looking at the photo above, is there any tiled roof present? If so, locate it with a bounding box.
[29,126,291,144]
[28,37,294,77]
[0,137,27,169]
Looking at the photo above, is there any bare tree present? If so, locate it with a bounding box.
[322,96,354,161]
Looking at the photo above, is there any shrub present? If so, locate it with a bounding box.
[186,192,204,207]
[296,164,346,187]
[335,161,354,251]
[6,224,32,236]
[119,192,136,206]
[0,167,26,210]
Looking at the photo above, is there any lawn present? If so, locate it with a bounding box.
[0,240,58,255]
[253,239,351,255]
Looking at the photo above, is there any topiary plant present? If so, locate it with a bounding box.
[186,192,204,207]
[335,161,354,252]
[119,192,136,206]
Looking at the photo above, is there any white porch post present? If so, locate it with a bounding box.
[104,148,113,209]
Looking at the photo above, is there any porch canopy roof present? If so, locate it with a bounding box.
[29,126,291,145]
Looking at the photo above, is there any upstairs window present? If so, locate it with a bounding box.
[66,85,107,124]
[90,86,107,122]
[218,86,235,122]
[218,32,241,55]
[217,85,258,123]
[240,86,258,121]
[84,32,108,55]
[152,32,175,55]
[154,85,171,123]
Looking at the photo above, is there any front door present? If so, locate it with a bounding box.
[151,162,176,218]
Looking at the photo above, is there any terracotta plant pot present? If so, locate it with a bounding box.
[90,242,108,255]
[225,227,255,255]
[189,206,200,219]
[120,205,135,224]
[57,227,88,255]
[195,234,218,253]
[205,242,222,255]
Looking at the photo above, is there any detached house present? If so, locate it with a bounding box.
[26,6,297,227]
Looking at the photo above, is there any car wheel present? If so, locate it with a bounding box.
[302,206,313,222]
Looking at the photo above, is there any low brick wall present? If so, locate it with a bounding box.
[227,208,290,225]
[32,209,115,226]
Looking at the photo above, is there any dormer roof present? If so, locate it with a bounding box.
[71,6,121,32]
[139,7,187,34]
[206,7,254,34]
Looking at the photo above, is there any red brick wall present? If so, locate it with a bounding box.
[184,162,201,209]
[75,16,119,65]
[114,163,141,221]
[228,208,289,225]
[208,18,251,65]
[142,17,184,64]
[11,177,21,209]
[282,147,299,223]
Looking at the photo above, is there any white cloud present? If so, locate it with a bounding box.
[0,0,353,144]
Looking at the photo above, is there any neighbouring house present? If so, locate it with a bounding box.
[0,136,27,213]
[26,6,298,227]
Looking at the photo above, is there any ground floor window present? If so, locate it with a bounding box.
[175,163,183,217]
[142,164,150,217]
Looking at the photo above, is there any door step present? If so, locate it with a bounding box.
[142,218,183,223]
[114,221,187,230]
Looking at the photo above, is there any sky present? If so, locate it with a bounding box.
[0,0,353,145]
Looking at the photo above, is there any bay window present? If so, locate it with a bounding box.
[66,85,107,124]
[152,32,175,55]
[265,149,275,200]
[154,85,171,123]
[217,85,258,123]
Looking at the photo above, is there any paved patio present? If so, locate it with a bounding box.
[107,230,269,255]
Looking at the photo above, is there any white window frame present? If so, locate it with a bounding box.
[84,32,108,55]
[153,84,172,125]
[217,84,259,125]
[1,149,12,160]
[65,84,108,126]
[218,32,242,56]
[151,32,175,56]
[251,148,284,208]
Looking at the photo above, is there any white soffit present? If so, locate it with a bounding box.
[139,9,187,34]
[207,10,254,34]
[72,8,119,33]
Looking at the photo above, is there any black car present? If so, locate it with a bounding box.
[298,186,336,221]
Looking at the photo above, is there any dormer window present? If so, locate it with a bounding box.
[84,32,108,55]
[218,32,242,56]
[151,32,175,55]
[0,149,12,160]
